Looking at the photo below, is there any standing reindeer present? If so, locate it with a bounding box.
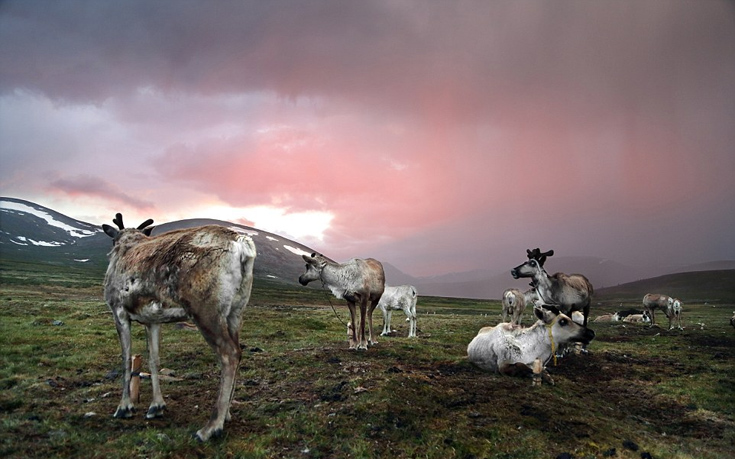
[511,258,594,327]
[102,214,256,441]
[642,293,674,328]
[501,287,539,325]
[299,253,385,350]
[378,285,418,338]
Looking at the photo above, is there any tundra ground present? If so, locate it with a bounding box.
[1,263,733,458]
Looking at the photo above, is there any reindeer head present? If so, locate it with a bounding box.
[102,213,155,246]
[298,253,328,286]
[526,248,554,267]
[534,306,595,345]
[511,258,543,280]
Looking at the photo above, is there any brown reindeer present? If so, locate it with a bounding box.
[102,214,256,441]
[642,293,674,328]
[511,258,594,327]
[299,253,385,350]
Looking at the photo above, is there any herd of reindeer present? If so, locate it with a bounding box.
[100,214,694,441]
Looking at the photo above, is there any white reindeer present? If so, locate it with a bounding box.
[666,298,683,330]
[511,258,594,326]
[623,311,651,324]
[593,313,620,322]
[642,293,674,328]
[501,287,539,325]
[467,306,596,385]
[299,253,385,350]
[378,285,418,338]
[102,214,256,442]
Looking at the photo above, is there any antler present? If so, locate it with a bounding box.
[137,219,154,230]
[113,213,125,230]
[526,248,554,267]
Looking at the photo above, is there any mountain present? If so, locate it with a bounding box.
[2,197,733,300]
[595,269,735,303]
[0,198,319,285]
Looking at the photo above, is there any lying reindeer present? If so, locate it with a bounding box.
[467,306,595,385]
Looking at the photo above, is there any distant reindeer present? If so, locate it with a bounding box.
[102,214,256,441]
[622,311,651,324]
[378,285,418,338]
[467,306,595,384]
[299,253,385,350]
[667,298,683,330]
[511,258,594,327]
[642,293,674,328]
[501,287,539,325]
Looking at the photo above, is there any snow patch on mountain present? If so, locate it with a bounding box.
[0,200,97,238]
[283,245,311,257]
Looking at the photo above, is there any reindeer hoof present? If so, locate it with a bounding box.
[146,404,165,419]
[113,406,134,418]
[195,427,223,442]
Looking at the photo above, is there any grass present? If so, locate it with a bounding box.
[1,261,734,458]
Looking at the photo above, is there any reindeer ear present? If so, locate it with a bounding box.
[102,224,118,239]
[534,306,558,324]
[142,227,154,236]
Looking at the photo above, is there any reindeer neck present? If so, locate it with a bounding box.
[319,263,351,299]
[533,267,555,291]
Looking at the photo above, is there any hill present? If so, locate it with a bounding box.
[3,197,734,301]
[595,269,735,304]
[0,198,319,285]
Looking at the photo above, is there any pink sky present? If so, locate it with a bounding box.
[1,1,734,276]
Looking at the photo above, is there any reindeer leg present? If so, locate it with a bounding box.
[347,302,358,349]
[357,297,369,350]
[195,319,242,442]
[381,309,391,336]
[145,323,166,419]
[112,309,135,418]
[367,299,379,346]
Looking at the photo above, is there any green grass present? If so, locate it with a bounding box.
[1,261,734,458]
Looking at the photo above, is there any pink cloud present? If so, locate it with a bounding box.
[48,175,156,211]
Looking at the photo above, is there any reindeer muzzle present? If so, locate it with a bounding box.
[510,268,520,279]
[579,328,596,344]
[298,276,310,286]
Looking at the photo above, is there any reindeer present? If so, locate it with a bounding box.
[378,285,418,338]
[501,287,539,325]
[667,298,684,330]
[467,306,595,385]
[299,253,385,350]
[642,293,674,328]
[102,214,256,441]
[511,258,594,327]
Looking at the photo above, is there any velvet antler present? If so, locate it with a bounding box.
[526,248,554,267]
[137,219,154,230]
[113,213,125,230]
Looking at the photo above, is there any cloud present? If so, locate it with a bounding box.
[48,175,155,211]
[1,1,734,274]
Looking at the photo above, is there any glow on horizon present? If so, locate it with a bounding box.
[196,204,334,242]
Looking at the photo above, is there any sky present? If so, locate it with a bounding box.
[1,1,734,277]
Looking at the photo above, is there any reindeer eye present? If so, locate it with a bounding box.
[559,318,568,326]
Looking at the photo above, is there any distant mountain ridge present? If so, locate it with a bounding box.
[2,197,734,299]
[0,198,318,284]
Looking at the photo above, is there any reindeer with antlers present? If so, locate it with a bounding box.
[102,214,256,441]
